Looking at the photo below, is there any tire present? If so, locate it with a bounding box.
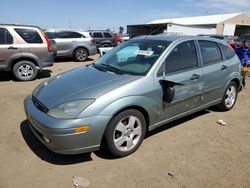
[74,48,88,62]
[217,81,238,111]
[104,109,146,157]
[101,43,111,47]
[12,60,37,81]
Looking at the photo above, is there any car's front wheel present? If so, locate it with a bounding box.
[13,60,37,81]
[217,81,238,111]
[104,109,146,157]
[74,48,88,62]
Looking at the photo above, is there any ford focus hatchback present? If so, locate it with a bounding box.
[24,35,241,157]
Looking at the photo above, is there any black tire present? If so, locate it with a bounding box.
[12,60,37,81]
[217,81,238,111]
[101,43,111,47]
[104,109,146,157]
[74,48,88,62]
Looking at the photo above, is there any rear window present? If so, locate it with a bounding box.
[14,28,43,43]
[0,28,13,44]
[219,43,235,60]
[199,40,222,66]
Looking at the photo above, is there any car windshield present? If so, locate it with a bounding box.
[94,39,170,75]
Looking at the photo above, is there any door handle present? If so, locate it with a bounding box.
[7,46,18,50]
[221,65,227,70]
[191,74,200,80]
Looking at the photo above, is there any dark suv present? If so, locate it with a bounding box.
[235,34,250,49]
[0,24,54,81]
[88,30,116,47]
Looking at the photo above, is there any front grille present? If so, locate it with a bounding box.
[32,96,49,113]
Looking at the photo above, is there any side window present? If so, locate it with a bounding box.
[14,28,43,43]
[199,40,222,65]
[57,31,83,38]
[219,43,235,60]
[104,32,112,38]
[93,32,103,38]
[165,40,198,74]
[0,28,13,44]
[71,32,84,38]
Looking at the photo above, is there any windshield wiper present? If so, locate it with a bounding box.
[100,63,123,75]
[92,63,107,72]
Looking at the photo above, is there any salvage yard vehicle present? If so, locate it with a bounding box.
[24,35,241,157]
[0,24,54,81]
[88,30,117,48]
[45,30,97,62]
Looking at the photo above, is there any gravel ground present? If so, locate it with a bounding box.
[0,55,250,188]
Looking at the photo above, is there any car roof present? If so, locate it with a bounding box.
[132,34,227,44]
[0,23,41,29]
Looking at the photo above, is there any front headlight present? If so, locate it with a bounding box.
[47,99,95,119]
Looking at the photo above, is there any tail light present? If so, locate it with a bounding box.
[91,38,96,44]
[115,35,122,44]
[40,30,52,53]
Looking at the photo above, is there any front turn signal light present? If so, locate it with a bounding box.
[74,125,90,133]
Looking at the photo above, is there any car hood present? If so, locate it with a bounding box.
[33,66,138,109]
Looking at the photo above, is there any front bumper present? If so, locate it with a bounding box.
[24,96,111,154]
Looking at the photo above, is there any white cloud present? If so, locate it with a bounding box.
[185,0,250,13]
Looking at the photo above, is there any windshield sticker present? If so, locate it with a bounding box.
[135,50,154,56]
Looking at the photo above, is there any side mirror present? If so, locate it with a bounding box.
[159,80,175,103]
[164,86,175,103]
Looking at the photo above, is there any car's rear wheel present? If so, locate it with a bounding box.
[74,48,88,62]
[217,81,238,111]
[101,43,111,47]
[104,109,146,157]
[13,60,37,81]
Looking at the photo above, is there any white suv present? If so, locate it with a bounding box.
[45,30,97,62]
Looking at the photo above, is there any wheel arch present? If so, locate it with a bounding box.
[11,57,38,70]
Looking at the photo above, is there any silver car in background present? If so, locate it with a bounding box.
[24,35,241,157]
[0,24,54,81]
[45,30,97,61]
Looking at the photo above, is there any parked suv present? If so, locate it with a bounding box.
[0,24,54,81]
[24,35,241,157]
[88,30,117,47]
[45,30,97,62]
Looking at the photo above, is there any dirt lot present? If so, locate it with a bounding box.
[0,55,250,188]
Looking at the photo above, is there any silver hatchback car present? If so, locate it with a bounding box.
[24,35,241,157]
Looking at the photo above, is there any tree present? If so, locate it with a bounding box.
[119,26,124,34]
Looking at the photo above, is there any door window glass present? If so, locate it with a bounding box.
[93,32,103,38]
[104,32,112,38]
[0,28,13,44]
[57,31,84,38]
[199,40,222,65]
[165,40,198,73]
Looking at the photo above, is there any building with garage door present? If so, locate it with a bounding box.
[127,12,250,37]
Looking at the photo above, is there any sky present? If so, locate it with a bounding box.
[0,0,250,32]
